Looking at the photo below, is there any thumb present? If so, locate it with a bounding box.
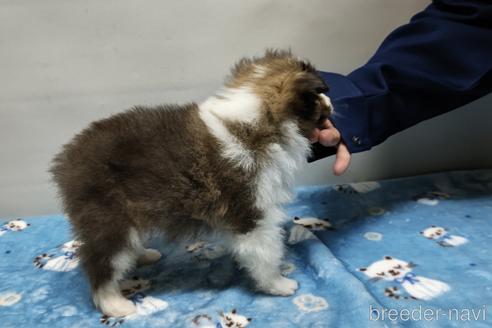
[333,142,351,176]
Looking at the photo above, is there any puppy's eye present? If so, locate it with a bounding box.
[377,272,385,276]
[394,264,402,269]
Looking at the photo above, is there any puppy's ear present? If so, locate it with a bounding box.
[384,256,392,260]
[294,216,300,221]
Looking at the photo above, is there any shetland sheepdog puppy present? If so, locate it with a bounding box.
[51,50,332,317]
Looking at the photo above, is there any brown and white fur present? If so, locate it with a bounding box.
[50,50,333,317]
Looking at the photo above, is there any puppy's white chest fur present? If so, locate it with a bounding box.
[199,87,311,214]
[255,122,310,210]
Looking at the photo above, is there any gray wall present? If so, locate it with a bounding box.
[1,0,491,217]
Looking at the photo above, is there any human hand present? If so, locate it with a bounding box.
[309,119,351,176]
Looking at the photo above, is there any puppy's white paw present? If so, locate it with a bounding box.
[263,277,299,296]
[94,284,137,317]
[137,248,162,266]
[98,295,137,317]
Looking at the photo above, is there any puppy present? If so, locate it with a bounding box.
[50,50,332,317]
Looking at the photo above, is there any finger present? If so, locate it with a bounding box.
[318,128,341,147]
[316,118,333,130]
[322,119,335,129]
[333,142,351,176]
[309,128,320,144]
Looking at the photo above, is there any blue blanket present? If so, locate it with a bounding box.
[1,170,491,327]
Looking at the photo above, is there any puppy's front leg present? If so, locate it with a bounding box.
[228,211,298,296]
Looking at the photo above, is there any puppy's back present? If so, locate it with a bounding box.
[52,101,262,240]
[51,104,208,219]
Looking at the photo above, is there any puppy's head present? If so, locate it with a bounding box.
[226,49,332,139]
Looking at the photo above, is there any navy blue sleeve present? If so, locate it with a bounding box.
[309,0,492,162]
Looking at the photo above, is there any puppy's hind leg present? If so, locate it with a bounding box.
[80,227,142,317]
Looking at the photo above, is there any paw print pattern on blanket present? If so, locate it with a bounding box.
[420,226,468,247]
[192,309,252,328]
[292,294,329,313]
[383,286,416,300]
[363,232,383,241]
[367,207,385,216]
[0,291,22,306]
[192,314,215,328]
[219,308,252,328]
[185,241,226,261]
[288,216,334,244]
[334,184,358,194]
[33,240,81,271]
[293,216,333,231]
[334,181,381,194]
[414,191,450,206]
[0,219,30,236]
[358,256,450,301]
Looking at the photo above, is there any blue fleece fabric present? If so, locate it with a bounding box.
[1,170,491,327]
